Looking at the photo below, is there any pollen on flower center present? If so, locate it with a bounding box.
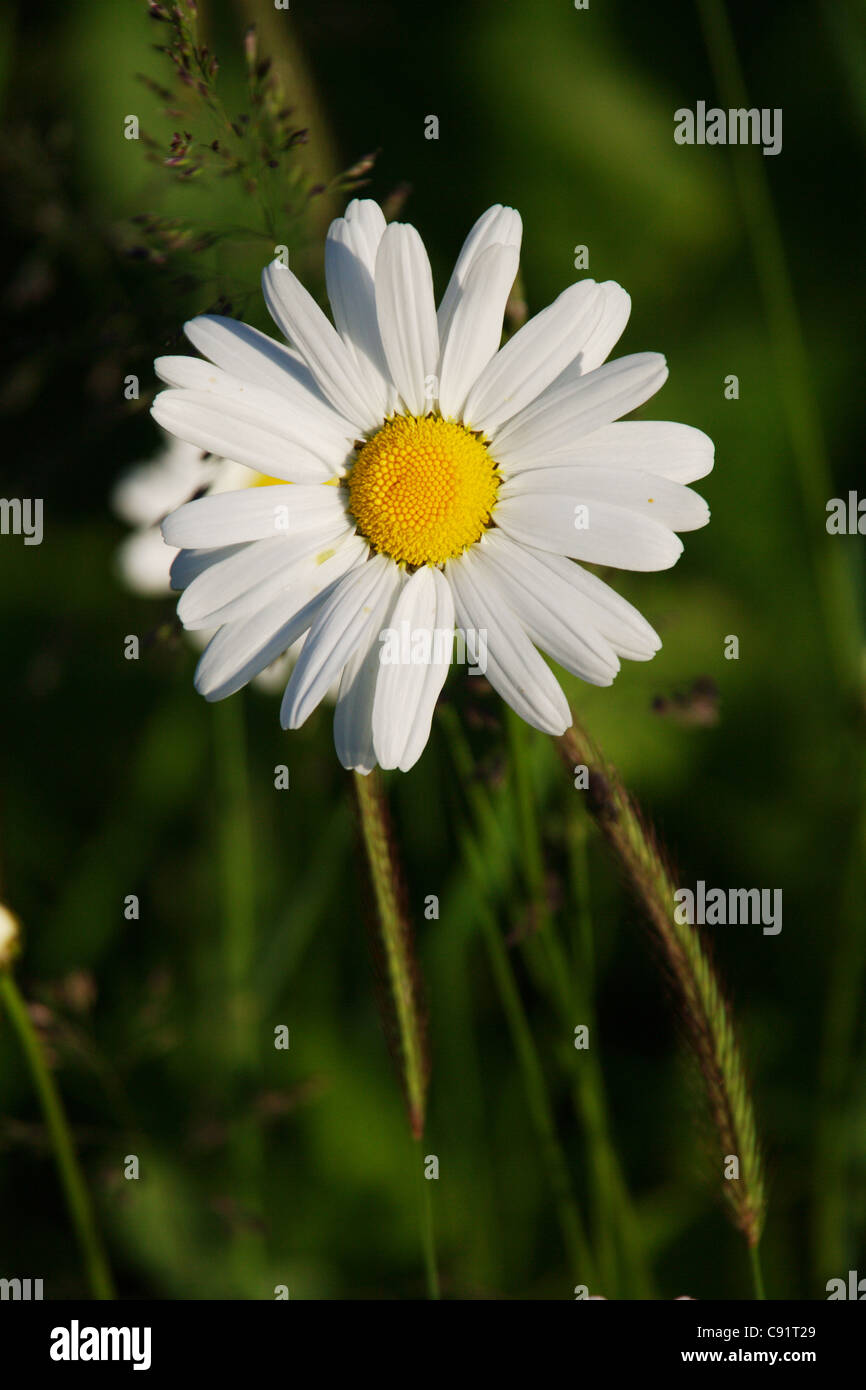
[347,414,500,567]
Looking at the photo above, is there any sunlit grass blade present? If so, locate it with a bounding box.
[555,713,766,1289]
[0,911,115,1301]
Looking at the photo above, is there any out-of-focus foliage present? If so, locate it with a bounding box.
[0,0,863,1299]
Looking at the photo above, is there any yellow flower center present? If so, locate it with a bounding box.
[347,414,500,567]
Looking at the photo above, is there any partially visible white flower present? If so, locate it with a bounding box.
[112,432,223,596]
[111,432,299,692]
[0,903,21,969]
[153,200,713,772]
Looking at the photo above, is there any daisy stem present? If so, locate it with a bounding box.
[353,770,437,1295]
[0,968,115,1299]
[554,712,766,1270]
[353,770,429,1141]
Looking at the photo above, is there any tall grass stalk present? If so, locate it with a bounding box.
[230,0,341,228]
[0,962,115,1299]
[555,713,766,1273]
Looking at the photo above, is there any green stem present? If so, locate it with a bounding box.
[749,1242,766,1300]
[419,1162,441,1300]
[353,770,429,1140]
[353,770,435,1295]
[0,970,115,1299]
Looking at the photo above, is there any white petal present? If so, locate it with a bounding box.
[179,537,297,629]
[182,315,355,423]
[550,281,632,379]
[375,223,439,416]
[437,244,520,419]
[151,390,341,484]
[334,641,380,773]
[499,466,709,532]
[194,540,367,701]
[153,358,354,462]
[492,353,669,463]
[261,261,378,429]
[472,534,620,686]
[195,595,321,703]
[333,562,403,773]
[462,280,611,433]
[372,567,455,771]
[340,199,388,268]
[437,205,522,345]
[281,554,399,729]
[498,539,661,661]
[162,483,350,548]
[325,204,393,415]
[178,530,361,630]
[494,490,684,570]
[170,544,247,591]
[545,421,716,485]
[446,550,570,735]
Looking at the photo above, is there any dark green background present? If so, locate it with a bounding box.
[0,0,863,1298]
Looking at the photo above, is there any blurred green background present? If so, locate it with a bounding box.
[0,0,864,1299]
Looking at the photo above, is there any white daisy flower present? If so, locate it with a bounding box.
[154,200,713,773]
